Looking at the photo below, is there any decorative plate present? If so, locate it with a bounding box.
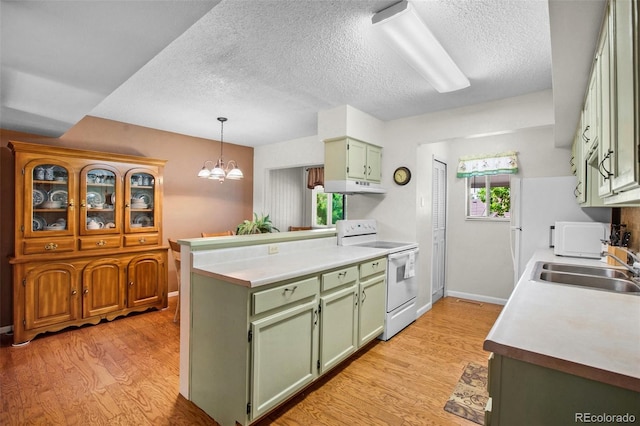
[134,214,152,227]
[50,190,68,205]
[33,215,47,231]
[86,191,103,205]
[132,191,152,206]
[33,189,47,207]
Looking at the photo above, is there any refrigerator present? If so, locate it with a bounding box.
[510,176,612,285]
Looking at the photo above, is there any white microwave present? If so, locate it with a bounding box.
[553,221,609,258]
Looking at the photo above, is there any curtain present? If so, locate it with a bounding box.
[456,151,518,178]
[307,167,324,189]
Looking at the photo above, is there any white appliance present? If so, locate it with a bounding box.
[553,221,610,258]
[510,176,611,285]
[336,219,418,340]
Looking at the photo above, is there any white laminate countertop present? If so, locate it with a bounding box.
[193,245,389,288]
[484,249,640,392]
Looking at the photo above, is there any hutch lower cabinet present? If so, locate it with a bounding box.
[9,141,168,344]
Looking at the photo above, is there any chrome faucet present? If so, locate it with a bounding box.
[601,249,640,277]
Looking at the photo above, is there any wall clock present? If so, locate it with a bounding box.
[393,166,411,185]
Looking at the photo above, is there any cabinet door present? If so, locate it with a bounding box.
[250,299,318,420]
[24,263,80,330]
[126,253,166,308]
[366,144,382,183]
[610,0,639,192]
[24,159,76,238]
[597,8,614,198]
[358,276,385,346]
[346,139,367,180]
[573,127,587,204]
[319,285,358,374]
[125,168,160,234]
[80,165,122,235]
[82,258,125,317]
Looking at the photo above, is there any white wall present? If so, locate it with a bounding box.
[254,90,571,313]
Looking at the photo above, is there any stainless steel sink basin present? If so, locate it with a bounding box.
[533,262,640,294]
[540,262,633,279]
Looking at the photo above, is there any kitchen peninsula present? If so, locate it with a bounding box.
[484,249,640,425]
[177,230,391,426]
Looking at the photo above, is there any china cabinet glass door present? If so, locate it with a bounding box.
[80,165,122,235]
[27,160,74,237]
[125,169,159,233]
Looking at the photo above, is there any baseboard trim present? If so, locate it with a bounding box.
[445,291,508,306]
[0,325,14,335]
[417,303,432,318]
[168,291,178,298]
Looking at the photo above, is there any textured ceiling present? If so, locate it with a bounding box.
[1,0,605,148]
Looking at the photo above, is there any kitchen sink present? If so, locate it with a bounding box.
[532,262,640,294]
[540,262,633,279]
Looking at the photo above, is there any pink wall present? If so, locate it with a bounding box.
[1,117,254,327]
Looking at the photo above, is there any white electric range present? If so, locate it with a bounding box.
[337,219,419,340]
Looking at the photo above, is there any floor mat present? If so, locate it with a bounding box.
[443,362,489,425]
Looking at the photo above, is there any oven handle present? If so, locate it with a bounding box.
[388,248,419,260]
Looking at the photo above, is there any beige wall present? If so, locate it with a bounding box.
[1,117,254,327]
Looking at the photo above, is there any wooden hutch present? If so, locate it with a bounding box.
[9,141,168,344]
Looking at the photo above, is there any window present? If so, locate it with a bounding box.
[467,174,511,219]
[312,186,345,227]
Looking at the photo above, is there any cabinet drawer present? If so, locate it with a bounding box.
[360,257,387,280]
[322,266,358,292]
[79,235,121,251]
[23,237,75,255]
[253,277,318,316]
[123,233,159,247]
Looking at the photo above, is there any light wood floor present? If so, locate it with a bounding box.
[0,296,502,425]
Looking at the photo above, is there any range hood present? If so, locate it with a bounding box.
[323,179,386,194]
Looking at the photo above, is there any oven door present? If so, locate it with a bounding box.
[387,249,418,312]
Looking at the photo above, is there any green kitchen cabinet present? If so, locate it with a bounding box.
[358,258,387,346]
[324,136,383,184]
[189,256,387,426]
[250,298,319,420]
[609,0,639,194]
[319,265,359,374]
[486,353,640,425]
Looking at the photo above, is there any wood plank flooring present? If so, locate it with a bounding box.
[0,297,502,425]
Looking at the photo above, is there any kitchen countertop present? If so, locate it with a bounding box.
[193,245,389,288]
[484,249,640,392]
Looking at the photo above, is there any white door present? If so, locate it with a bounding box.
[432,160,447,302]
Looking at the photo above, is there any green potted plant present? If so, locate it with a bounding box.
[236,213,280,235]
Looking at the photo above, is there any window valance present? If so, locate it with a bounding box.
[307,167,324,189]
[456,151,518,178]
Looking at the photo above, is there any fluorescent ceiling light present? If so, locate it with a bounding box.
[372,0,470,93]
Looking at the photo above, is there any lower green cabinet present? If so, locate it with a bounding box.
[358,274,386,346]
[190,257,386,426]
[487,353,640,425]
[319,284,358,374]
[250,299,319,419]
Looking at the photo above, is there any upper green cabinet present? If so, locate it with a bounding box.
[575,0,640,205]
[324,137,382,184]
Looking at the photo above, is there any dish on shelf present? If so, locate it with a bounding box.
[87,215,106,226]
[33,189,47,207]
[133,214,152,227]
[50,190,68,205]
[86,191,103,205]
[132,191,152,206]
[33,215,46,231]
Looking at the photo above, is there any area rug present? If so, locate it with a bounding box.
[443,362,489,425]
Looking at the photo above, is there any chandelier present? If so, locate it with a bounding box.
[197,117,244,182]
